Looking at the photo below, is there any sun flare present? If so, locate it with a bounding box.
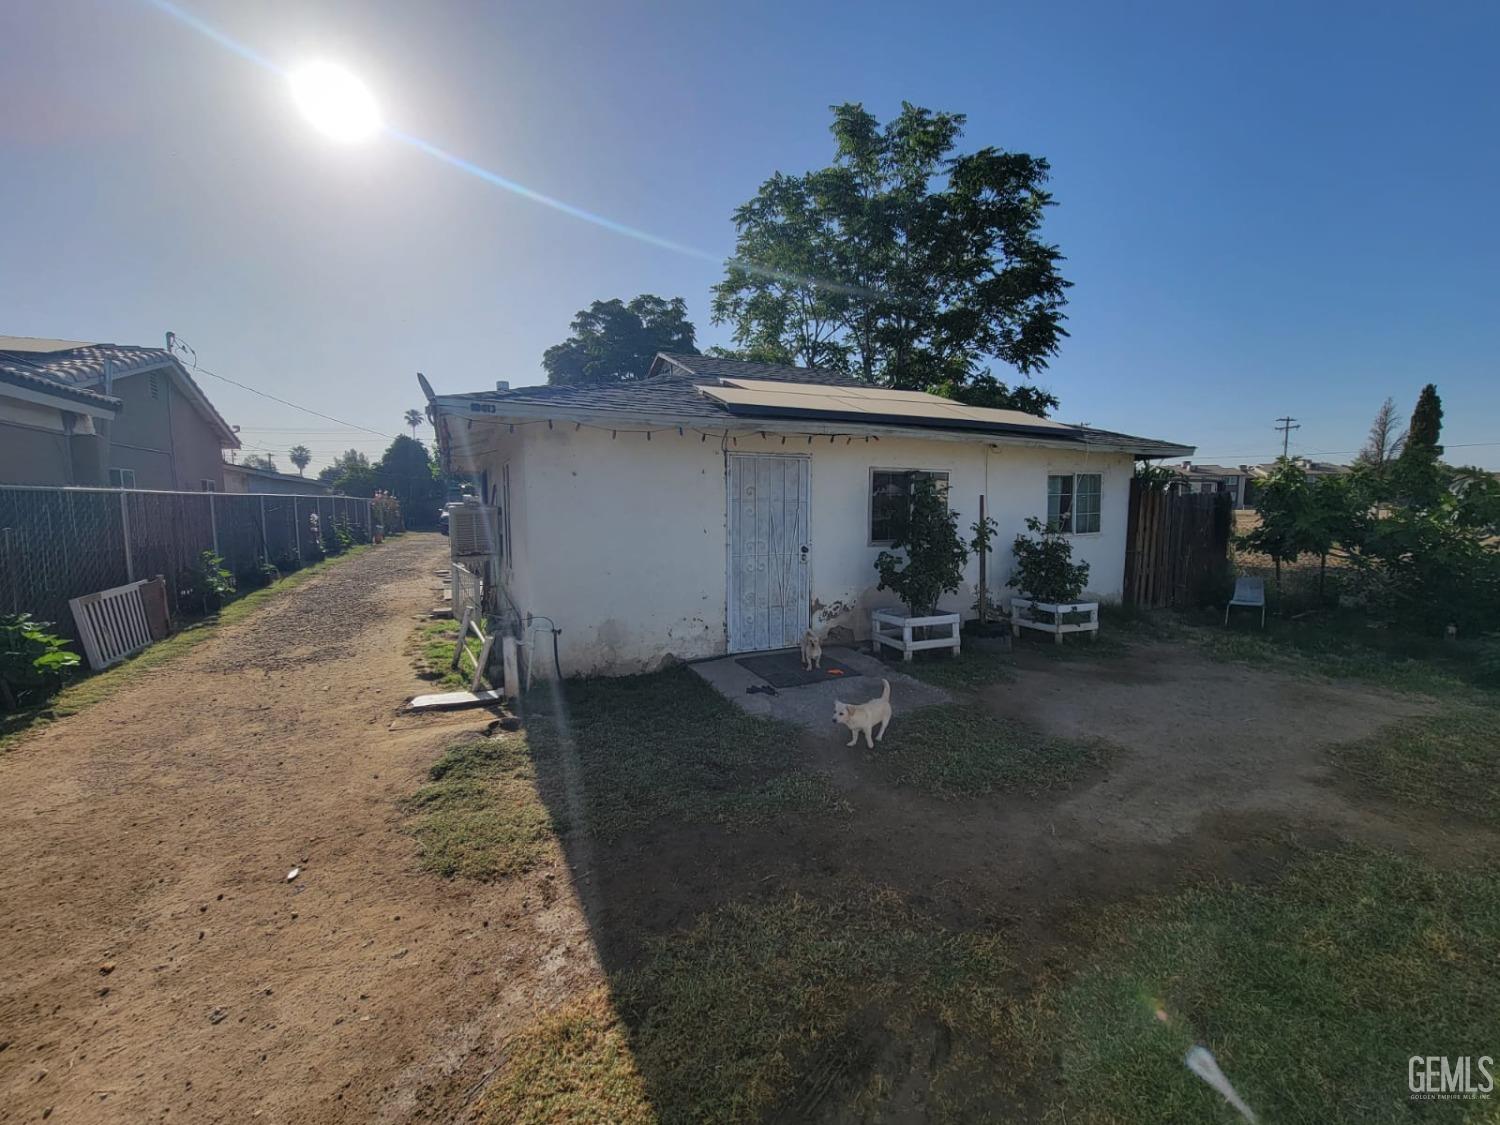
[289,61,381,142]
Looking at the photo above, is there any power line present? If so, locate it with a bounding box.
[167,336,397,440]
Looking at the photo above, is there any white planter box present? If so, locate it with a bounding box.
[1009,597,1099,644]
[870,608,961,661]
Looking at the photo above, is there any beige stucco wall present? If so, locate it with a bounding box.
[0,416,76,484]
[103,370,226,490]
[480,423,1132,677]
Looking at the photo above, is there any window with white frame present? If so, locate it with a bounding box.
[108,468,136,489]
[1047,472,1101,534]
[870,469,950,544]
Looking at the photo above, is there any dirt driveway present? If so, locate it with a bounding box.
[0,535,595,1125]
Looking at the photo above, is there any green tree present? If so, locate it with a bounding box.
[404,409,423,438]
[374,436,445,529]
[874,477,969,616]
[242,453,276,472]
[1238,458,1317,603]
[288,445,311,475]
[319,449,374,493]
[542,295,698,385]
[1392,384,1445,506]
[712,102,1069,412]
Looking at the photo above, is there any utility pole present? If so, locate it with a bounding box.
[1274,416,1300,459]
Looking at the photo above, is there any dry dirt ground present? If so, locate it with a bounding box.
[1,535,1475,1124]
[0,534,599,1125]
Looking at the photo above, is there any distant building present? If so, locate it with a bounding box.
[0,336,239,489]
[222,461,335,495]
[1169,462,1253,508]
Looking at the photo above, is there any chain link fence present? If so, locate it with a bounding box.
[0,486,374,641]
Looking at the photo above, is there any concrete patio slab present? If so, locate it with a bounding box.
[690,645,950,731]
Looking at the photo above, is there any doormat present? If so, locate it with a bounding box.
[735,650,862,689]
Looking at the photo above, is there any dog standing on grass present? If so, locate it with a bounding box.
[834,679,891,749]
[800,628,823,671]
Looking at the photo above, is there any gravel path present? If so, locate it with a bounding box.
[0,534,596,1124]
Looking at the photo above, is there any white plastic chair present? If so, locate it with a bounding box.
[1224,577,1266,627]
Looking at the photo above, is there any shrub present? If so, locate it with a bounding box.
[274,551,302,574]
[1008,517,1089,604]
[335,517,355,552]
[874,477,969,617]
[183,550,235,614]
[0,613,82,710]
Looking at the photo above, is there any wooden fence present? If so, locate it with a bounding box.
[1124,481,1233,608]
[0,485,373,641]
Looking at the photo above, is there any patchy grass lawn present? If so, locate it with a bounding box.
[484,850,1500,1124]
[1184,609,1490,698]
[1,545,372,752]
[879,704,1112,798]
[409,617,484,689]
[1328,705,1500,826]
[484,889,1020,1124]
[901,647,1018,691]
[522,668,848,838]
[1027,849,1500,1124]
[401,733,556,879]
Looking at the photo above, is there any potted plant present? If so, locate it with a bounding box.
[1006,517,1098,643]
[871,477,968,660]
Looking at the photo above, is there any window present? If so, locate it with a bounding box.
[108,468,136,489]
[148,372,160,399]
[1047,473,1102,534]
[870,469,949,544]
[200,479,216,492]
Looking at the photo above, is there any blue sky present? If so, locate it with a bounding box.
[2,0,1496,473]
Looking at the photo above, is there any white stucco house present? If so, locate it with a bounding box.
[428,353,1193,677]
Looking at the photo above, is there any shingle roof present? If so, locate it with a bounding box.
[438,352,1194,457]
[651,352,863,386]
[447,374,730,420]
[0,339,237,444]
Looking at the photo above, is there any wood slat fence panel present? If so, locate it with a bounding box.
[1124,480,1232,609]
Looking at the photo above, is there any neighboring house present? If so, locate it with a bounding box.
[1169,462,1253,508]
[0,336,239,490]
[222,461,335,495]
[428,352,1193,677]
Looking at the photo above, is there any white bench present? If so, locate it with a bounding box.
[870,609,961,661]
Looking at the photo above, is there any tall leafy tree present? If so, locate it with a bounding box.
[403,409,423,438]
[374,436,445,528]
[711,102,1070,412]
[288,445,311,475]
[542,295,698,385]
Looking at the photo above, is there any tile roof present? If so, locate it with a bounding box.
[0,354,122,409]
[0,339,238,444]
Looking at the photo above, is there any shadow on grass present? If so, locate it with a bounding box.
[391,654,1500,1123]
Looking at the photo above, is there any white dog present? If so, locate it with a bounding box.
[833,679,891,749]
[800,629,823,671]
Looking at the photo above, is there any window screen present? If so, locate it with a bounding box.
[1074,474,1101,533]
[1048,473,1102,534]
[871,470,949,543]
[1047,474,1074,533]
